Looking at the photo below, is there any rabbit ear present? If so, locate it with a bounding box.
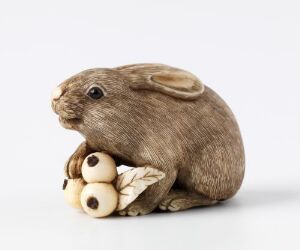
[116,64,205,100]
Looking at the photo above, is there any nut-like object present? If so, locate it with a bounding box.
[80,183,118,218]
[82,152,117,183]
[63,178,85,209]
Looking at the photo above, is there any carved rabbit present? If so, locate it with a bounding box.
[51,63,245,216]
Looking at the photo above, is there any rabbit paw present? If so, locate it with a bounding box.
[159,198,183,211]
[65,154,85,179]
[118,201,155,216]
[65,142,92,178]
[159,195,218,212]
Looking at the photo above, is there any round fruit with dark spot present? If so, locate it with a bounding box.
[82,152,117,183]
[63,178,85,209]
[80,183,118,218]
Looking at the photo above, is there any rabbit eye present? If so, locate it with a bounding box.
[87,87,104,100]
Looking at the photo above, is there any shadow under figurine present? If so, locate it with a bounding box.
[52,63,245,216]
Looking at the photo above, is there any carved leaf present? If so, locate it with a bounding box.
[115,167,165,211]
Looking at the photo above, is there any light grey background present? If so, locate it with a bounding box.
[0,0,299,249]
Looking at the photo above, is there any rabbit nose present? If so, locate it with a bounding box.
[51,86,63,101]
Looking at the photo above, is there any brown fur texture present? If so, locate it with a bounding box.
[52,63,245,216]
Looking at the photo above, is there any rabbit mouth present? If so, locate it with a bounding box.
[59,116,82,129]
